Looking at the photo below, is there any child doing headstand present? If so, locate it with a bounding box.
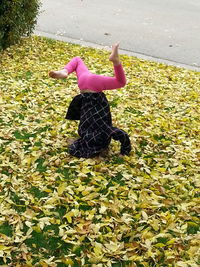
[49,43,131,158]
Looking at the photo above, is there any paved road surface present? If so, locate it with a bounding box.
[35,0,200,71]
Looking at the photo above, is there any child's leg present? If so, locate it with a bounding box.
[65,57,94,90]
[63,43,121,79]
[64,57,90,77]
[87,63,126,91]
[49,44,126,91]
[83,43,126,91]
[98,43,126,90]
[49,57,90,80]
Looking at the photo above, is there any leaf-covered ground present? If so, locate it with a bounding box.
[0,36,200,267]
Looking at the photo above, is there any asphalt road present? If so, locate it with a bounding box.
[35,0,200,71]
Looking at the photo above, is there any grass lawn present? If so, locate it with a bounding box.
[0,36,199,266]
